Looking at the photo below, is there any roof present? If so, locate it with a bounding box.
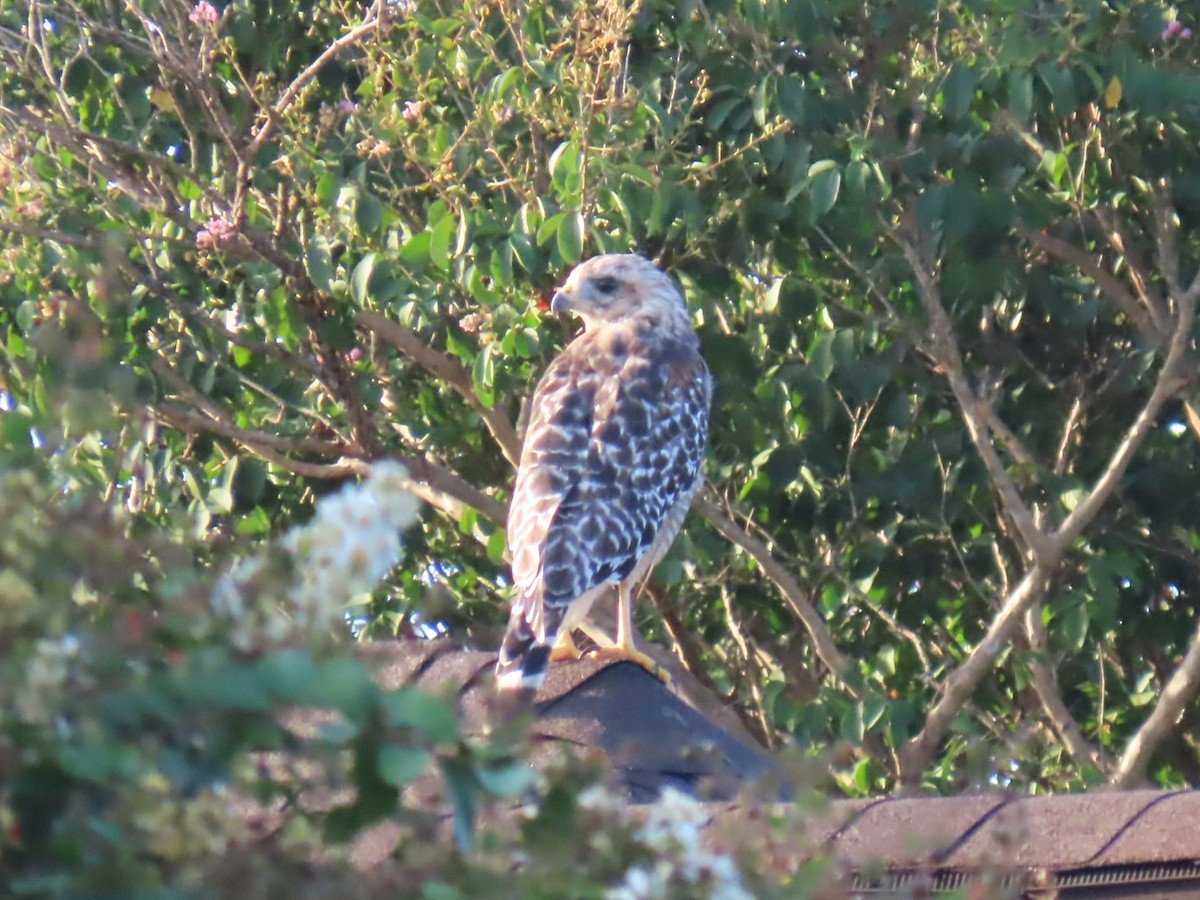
[355,638,775,802]
[289,641,1200,896]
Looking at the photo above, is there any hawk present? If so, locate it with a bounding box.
[495,254,712,691]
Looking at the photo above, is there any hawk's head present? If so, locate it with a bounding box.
[549,254,687,331]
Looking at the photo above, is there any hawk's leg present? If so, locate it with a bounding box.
[584,582,672,685]
[548,628,585,662]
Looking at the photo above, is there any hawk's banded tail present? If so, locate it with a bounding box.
[495,606,556,691]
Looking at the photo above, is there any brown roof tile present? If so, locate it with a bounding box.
[359,638,450,690]
[1091,789,1200,866]
[409,646,493,694]
[944,789,1173,870]
[834,794,1007,867]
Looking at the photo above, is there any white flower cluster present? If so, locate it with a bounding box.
[14,634,82,724]
[213,461,419,649]
[607,786,753,900]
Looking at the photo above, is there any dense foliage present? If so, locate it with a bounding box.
[3,0,1200,891]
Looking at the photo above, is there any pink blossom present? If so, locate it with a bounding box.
[195,216,234,250]
[1182,27,1194,39]
[1163,20,1183,40]
[337,99,356,115]
[346,347,363,362]
[401,100,423,121]
[188,0,221,25]
[459,312,483,333]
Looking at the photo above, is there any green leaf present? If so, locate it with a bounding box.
[1060,601,1088,652]
[377,745,433,786]
[802,160,840,213]
[429,213,457,270]
[400,230,431,265]
[486,527,507,564]
[305,236,333,292]
[310,659,376,721]
[181,661,272,712]
[1008,69,1034,121]
[350,253,376,305]
[556,209,584,263]
[549,140,581,194]
[379,687,460,743]
[536,211,563,247]
[422,883,466,900]
[509,233,539,272]
[474,762,536,797]
[441,756,478,850]
[355,193,384,235]
[943,64,976,119]
[260,648,319,702]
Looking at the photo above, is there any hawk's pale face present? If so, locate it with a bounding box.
[550,254,686,331]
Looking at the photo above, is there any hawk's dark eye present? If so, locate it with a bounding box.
[593,276,619,296]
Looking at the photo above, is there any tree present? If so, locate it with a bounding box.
[2,0,1200,889]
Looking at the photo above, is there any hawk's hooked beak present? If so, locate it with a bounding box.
[549,290,572,315]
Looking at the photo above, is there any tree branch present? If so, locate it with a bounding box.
[900,564,1054,784]
[693,493,852,680]
[893,228,1050,562]
[1024,604,1110,773]
[1016,222,1165,346]
[155,390,505,527]
[1050,285,1195,552]
[358,310,521,467]
[247,1,388,159]
[1112,614,1200,787]
[898,240,1197,785]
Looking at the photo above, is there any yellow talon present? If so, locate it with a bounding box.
[548,629,585,662]
[587,644,673,685]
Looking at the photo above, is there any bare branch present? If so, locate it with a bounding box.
[899,250,1197,784]
[1051,286,1195,552]
[358,310,522,467]
[1024,604,1110,773]
[1017,223,1166,346]
[156,401,505,527]
[1112,614,1200,787]
[0,220,100,251]
[693,493,852,680]
[893,228,1050,562]
[157,404,355,458]
[900,565,1053,783]
[247,3,388,159]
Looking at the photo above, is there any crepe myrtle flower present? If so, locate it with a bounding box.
[188,0,221,25]
[1163,20,1192,40]
[195,216,235,250]
[606,786,753,900]
[212,460,420,649]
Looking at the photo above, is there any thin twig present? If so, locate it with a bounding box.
[1016,223,1165,346]
[247,4,387,159]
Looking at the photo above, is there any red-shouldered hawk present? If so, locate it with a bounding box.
[495,254,712,691]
